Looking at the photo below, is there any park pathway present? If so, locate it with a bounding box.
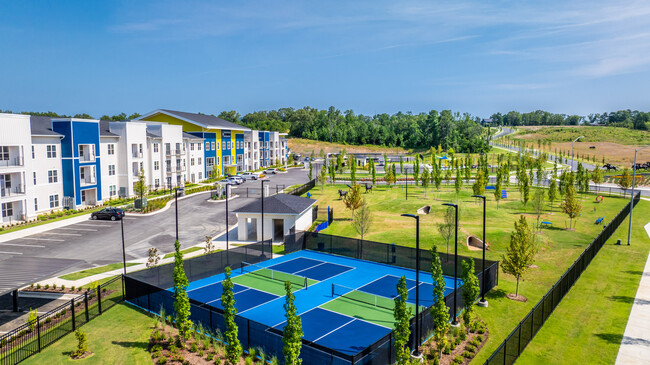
[614,222,650,365]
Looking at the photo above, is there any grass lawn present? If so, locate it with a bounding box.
[162,246,203,259]
[21,303,153,365]
[515,200,650,364]
[0,207,104,236]
[60,263,139,281]
[307,183,630,363]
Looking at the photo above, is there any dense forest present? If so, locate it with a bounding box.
[490,109,650,130]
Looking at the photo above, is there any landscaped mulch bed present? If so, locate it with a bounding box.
[420,319,489,365]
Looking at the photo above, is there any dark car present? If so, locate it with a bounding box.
[91,207,125,221]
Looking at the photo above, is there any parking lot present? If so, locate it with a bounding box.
[0,167,312,277]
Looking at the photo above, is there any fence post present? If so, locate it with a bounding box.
[71,299,76,331]
[36,316,41,352]
[98,284,103,314]
[84,292,89,322]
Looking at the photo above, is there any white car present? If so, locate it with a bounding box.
[265,168,278,174]
[229,176,245,184]
[240,173,258,180]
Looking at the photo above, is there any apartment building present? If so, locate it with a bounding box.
[184,132,205,183]
[31,117,65,216]
[99,121,120,201]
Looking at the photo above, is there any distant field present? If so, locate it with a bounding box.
[511,126,650,166]
[288,138,416,155]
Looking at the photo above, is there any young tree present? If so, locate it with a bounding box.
[431,245,450,362]
[328,162,336,184]
[350,155,357,185]
[173,240,192,341]
[421,168,430,197]
[353,199,373,240]
[399,155,404,173]
[494,177,503,209]
[308,159,313,181]
[562,185,582,230]
[521,174,530,212]
[222,267,242,363]
[454,168,462,199]
[393,276,412,364]
[318,162,327,190]
[336,153,343,173]
[371,163,377,185]
[282,281,303,365]
[414,156,420,186]
[392,163,397,183]
[531,188,545,231]
[501,216,536,298]
[71,328,88,358]
[134,168,148,209]
[461,259,480,327]
[618,168,633,196]
[383,153,388,168]
[548,178,558,213]
[438,207,455,259]
[434,161,443,196]
[384,165,395,187]
[288,154,294,166]
[472,170,486,197]
[344,184,363,219]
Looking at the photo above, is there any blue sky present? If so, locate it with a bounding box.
[1,0,649,118]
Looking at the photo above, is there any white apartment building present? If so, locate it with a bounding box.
[144,122,185,189]
[31,116,65,217]
[184,132,204,183]
[99,121,120,201]
[107,121,149,198]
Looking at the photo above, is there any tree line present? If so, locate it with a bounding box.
[490,109,650,130]
[0,110,141,122]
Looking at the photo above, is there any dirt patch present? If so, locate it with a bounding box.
[507,293,528,302]
[71,352,94,360]
[420,320,489,365]
[288,138,413,156]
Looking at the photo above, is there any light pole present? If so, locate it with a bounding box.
[405,167,408,200]
[261,179,270,243]
[472,195,488,307]
[571,136,584,167]
[225,184,230,251]
[401,213,421,357]
[174,187,180,242]
[443,202,459,326]
[627,145,650,245]
[120,215,126,275]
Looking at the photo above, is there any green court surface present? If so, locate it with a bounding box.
[320,293,418,329]
[232,268,318,296]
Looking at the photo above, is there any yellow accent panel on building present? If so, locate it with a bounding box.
[140,113,205,132]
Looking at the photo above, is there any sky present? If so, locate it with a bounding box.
[1,0,650,118]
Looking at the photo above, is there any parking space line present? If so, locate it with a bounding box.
[22,237,65,242]
[57,227,97,231]
[122,217,137,220]
[47,232,82,236]
[0,243,46,248]
[74,223,100,227]
[0,251,22,255]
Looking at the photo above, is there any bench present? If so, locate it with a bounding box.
[595,216,605,225]
[541,221,552,228]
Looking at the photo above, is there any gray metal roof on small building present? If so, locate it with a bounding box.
[146,131,161,138]
[233,194,316,215]
[183,131,203,140]
[29,116,63,137]
[99,120,120,137]
[141,109,251,131]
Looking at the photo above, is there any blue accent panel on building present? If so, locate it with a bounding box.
[189,132,216,176]
[235,133,244,169]
[60,159,75,199]
[52,122,73,158]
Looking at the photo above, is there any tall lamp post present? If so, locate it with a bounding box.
[472,195,488,307]
[401,213,421,357]
[627,145,650,245]
[174,187,180,242]
[442,202,459,326]
[405,167,408,200]
[261,179,270,243]
[225,184,230,251]
[120,215,127,275]
[571,136,584,167]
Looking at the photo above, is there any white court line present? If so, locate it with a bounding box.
[238,292,284,315]
[312,318,357,342]
[204,287,252,306]
[46,232,82,236]
[293,261,328,275]
[0,251,22,255]
[57,227,97,231]
[21,237,64,242]
[0,243,45,248]
[316,306,391,329]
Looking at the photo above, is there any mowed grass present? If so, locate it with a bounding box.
[59,263,139,280]
[516,201,650,364]
[21,303,153,365]
[307,183,631,363]
[513,126,650,145]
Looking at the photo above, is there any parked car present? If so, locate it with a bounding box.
[240,173,258,180]
[91,207,125,221]
[265,168,278,174]
[230,176,245,184]
[218,178,237,186]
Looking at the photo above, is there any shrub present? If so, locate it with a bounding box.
[45,317,51,324]
[190,342,198,353]
[443,345,451,355]
[466,344,476,353]
[199,350,204,357]
[44,284,49,290]
[462,350,472,358]
[453,355,464,364]
[169,344,179,355]
[157,357,168,364]
[53,284,57,290]
[61,285,65,291]
[248,347,257,358]
[71,286,75,291]
[30,283,34,288]
[206,353,214,361]
[56,312,61,318]
[71,329,88,358]
[245,357,253,365]
[459,328,467,341]
[151,344,162,352]
[36,283,41,289]
[28,308,38,332]
[477,335,484,342]
[102,287,107,292]
[62,309,67,316]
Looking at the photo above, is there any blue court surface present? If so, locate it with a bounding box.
[184,250,461,357]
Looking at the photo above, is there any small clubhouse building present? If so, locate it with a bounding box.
[234,194,316,242]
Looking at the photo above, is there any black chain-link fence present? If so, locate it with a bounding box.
[0,275,123,365]
[484,192,641,365]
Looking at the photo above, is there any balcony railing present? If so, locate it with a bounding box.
[0,157,24,168]
[1,185,26,197]
[79,154,96,162]
[81,178,96,186]
[132,152,143,158]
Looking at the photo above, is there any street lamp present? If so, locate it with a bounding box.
[261,179,270,243]
[405,167,408,200]
[472,195,488,307]
[627,145,650,245]
[571,136,584,166]
[442,202,459,326]
[225,184,230,251]
[120,215,127,275]
[401,213,421,357]
[174,187,180,242]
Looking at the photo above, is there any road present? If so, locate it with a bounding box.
[0,167,311,275]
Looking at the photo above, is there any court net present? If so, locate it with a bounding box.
[241,262,309,289]
[331,283,401,311]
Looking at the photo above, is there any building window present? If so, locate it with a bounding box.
[154,143,159,153]
[154,179,160,188]
[211,142,215,150]
[2,202,13,217]
[139,144,143,154]
[190,143,195,151]
[48,170,58,183]
[198,143,201,150]
[47,145,57,158]
[49,194,59,208]
[108,165,116,176]
[109,185,116,197]
[0,146,8,160]
[223,156,230,165]
[108,144,115,155]
[154,161,160,171]
[34,198,38,211]
[32,146,35,159]
[33,171,37,185]
[198,158,202,165]
[206,157,214,167]
[199,172,202,180]
[191,158,195,166]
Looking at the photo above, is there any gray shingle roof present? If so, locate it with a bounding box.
[29,116,63,137]
[233,194,316,215]
[158,109,250,131]
[99,120,120,137]
[146,131,161,138]
[183,132,203,140]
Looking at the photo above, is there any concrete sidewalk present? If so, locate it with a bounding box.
[615,222,650,365]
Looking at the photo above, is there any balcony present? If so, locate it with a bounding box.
[1,185,25,197]
[79,153,96,162]
[80,177,96,186]
[132,151,143,158]
[0,156,24,169]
